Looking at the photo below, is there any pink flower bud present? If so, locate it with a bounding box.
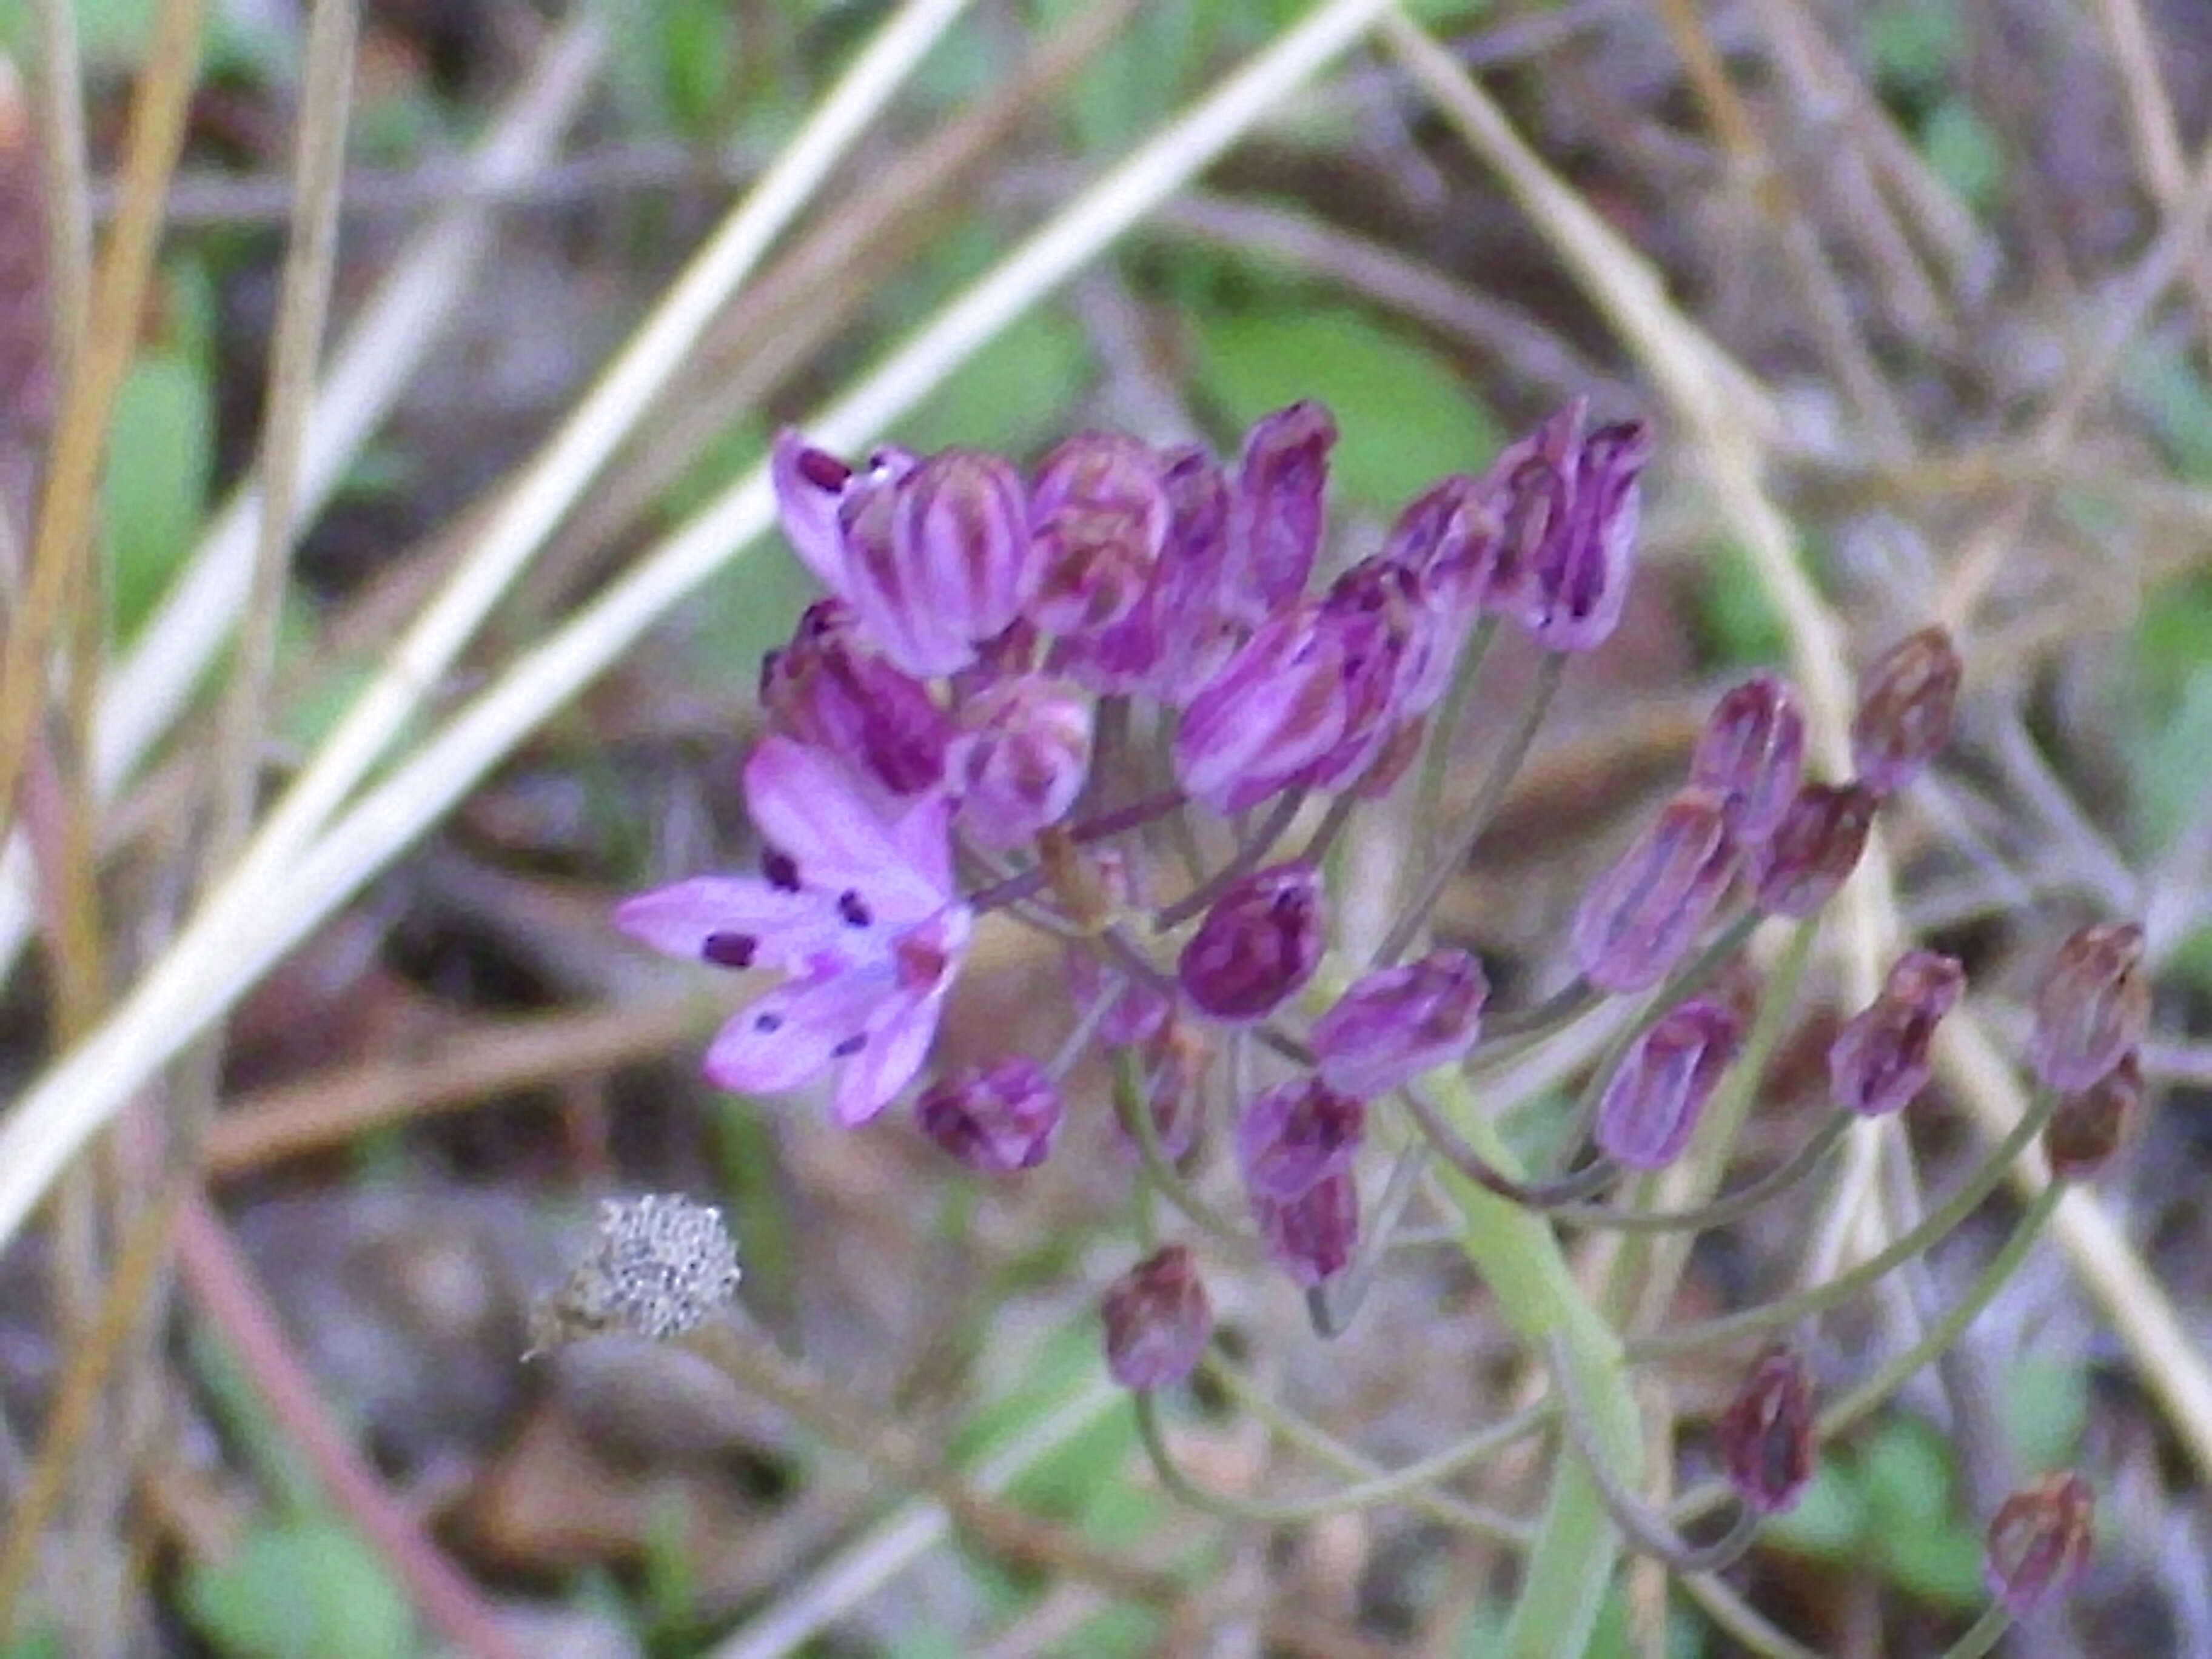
[1596,996,1743,1169]
[1570,786,1740,994]
[948,675,1093,848]
[1692,672,1807,844]
[1748,782,1880,917]
[1829,948,1964,1117]
[1172,603,1349,811]
[916,1056,1063,1173]
[1851,625,1961,795]
[1177,863,1325,1024]
[1305,556,1445,788]
[2043,1051,2141,1180]
[2027,922,2150,1094]
[1985,1472,2095,1617]
[839,448,1031,677]
[1472,401,1586,615]
[1234,1078,1365,1201]
[1521,418,1649,654]
[1384,473,1499,626]
[1717,1346,1815,1515]
[1252,1167,1359,1288]
[1313,949,1488,1098]
[1102,1244,1212,1390]
[759,600,950,801]
[1028,432,1170,636]
[1226,400,1336,620]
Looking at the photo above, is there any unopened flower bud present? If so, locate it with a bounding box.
[1850,625,1961,795]
[1226,400,1336,618]
[1313,949,1489,1098]
[840,447,1031,677]
[948,675,1093,848]
[916,1056,1063,1173]
[529,1195,741,1353]
[760,600,950,800]
[1522,418,1649,654]
[1473,401,1585,614]
[1570,786,1739,994]
[1692,672,1807,844]
[771,428,860,587]
[2028,922,2150,1094]
[1102,1244,1212,1390]
[1173,603,1349,811]
[1829,948,1964,1117]
[1749,782,1879,917]
[1177,863,1325,1023]
[1235,1078,1364,1202]
[1252,1167,1359,1287]
[1382,473,1495,623]
[1596,996,1743,1169]
[1717,1346,1815,1515]
[1985,1472,2095,1617]
[2043,1051,2142,1180]
[1028,432,1169,636]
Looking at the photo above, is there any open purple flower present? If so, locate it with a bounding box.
[615,737,971,1124]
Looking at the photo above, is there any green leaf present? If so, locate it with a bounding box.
[1998,1357,2089,1475]
[1189,303,1503,512]
[1693,539,1791,669]
[1761,1455,1868,1558]
[103,354,216,643]
[181,1517,415,1659]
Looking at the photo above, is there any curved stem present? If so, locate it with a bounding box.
[1306,1138,1428,1337]
[1553,1116,1847,1234]
[1155,787,1307,928]
[1630,1094,2056,1362]
[1402,1081,1620,1207]
[1547,1333,1759,1574]
[1108,1050,1245,1248]
[1934,1602,2014,1659]
[1412,616,1499,849]
[1378,648,1566,966]
[1132,1386,1530,1541]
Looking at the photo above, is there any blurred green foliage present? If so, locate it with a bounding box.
[181,1518,415,1659]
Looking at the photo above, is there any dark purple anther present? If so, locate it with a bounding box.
[1252,1167,1359,1288]
[1692,671,1808,844]
[1234,1078,1365,1202]
[1828,948,1964,1117]
[1985,1472,2095,1617]
[1748,782,1880,918]
[1717,1346,1815,1516]
[1569,786,1740,994]
[1850,625,1962,796]
[1313,948,1489,1099]
[916,1056,1064,1173]
[1101,1244,1213,1390]
[1176,862,1326,1024]
[1595,996,1744,1170]
[2027,921,2150,1094]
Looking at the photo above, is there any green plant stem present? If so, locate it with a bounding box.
[1132,1385,1530,1540]
[1378,648,1564,965]
[1933,1602,2013,1659]
[1424,1064,1640,1659]
[1410,614,1498,848]
[1630,1093,2054,1362]
[1109,1050,1243,1248]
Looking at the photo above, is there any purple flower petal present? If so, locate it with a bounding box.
[612,876,849,971]
[743,737,949,917]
